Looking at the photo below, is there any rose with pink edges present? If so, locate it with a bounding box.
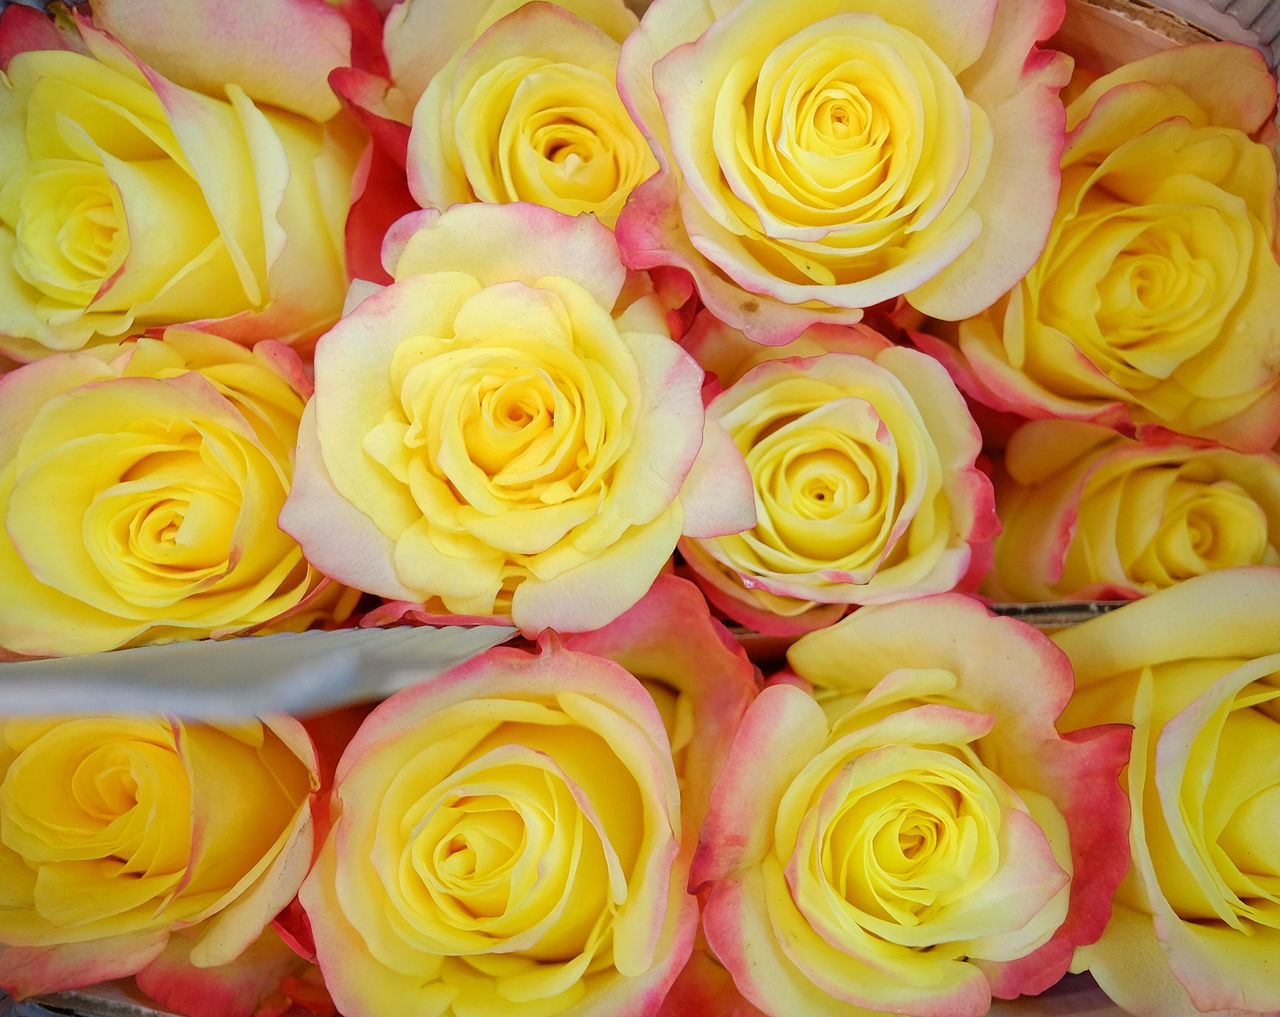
[281,201,751,634]
[984,419,1280,603]
[931,44,1280,452]
[0,1,360,360]
[614,0,1071,343]
[405,0,655,227]
[1058,568,1280,1017]
[679,314,998,636]
[299,634,698,1017]
[0,714,319,1017]
[693,594,1132,1017]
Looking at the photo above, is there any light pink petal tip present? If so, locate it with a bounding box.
[88,0,353,122]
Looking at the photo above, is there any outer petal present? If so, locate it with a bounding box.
[911,0,1071,317]
[1073,902,1261,1017]
[1054,566,1280,673]
[0,5,81,69]
[384,203,626,308]
[278,400,421,602]
[134,927,305,1017]
[87,0,353,122]
[1065,41,1276,135]
[981,419,1106,601]
[0,933,169,1000]
[789,595,1076,732]
[184,716,321,967]
[675,415,756,540]
[606,329,709,524]
[510,502,684,633]
[691,683,829,889]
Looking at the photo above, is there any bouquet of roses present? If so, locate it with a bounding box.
[0,0,1278,1016]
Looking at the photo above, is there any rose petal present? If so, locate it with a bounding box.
[88,0,352,122]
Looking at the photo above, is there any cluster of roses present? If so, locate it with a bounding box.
[0,1,1278,1017]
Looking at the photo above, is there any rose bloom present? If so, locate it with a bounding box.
[694,594,1132,1017]
[932,43,1280,451]
[405,0,656,227]
[299,634,698,1017]
[985,418,1280,601]
[614,0,1071,343]
[0,329,350,658]
[0,6,361,360]
[679,314,997,635]
[1057,567,1280,1017]
[377,0,638,119]
[0,713,318,1016]
[281,201,750,634]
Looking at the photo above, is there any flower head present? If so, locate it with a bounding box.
[0,713,318,1010]
[1059,567,1280,1017]
[935,43,1280,450]
[615,0,1071,342]
[986,419,1280,601]
[0,330,347,657]
[0,12,360,359]
[694,594,1131,1016]
[299,635,698,1017]
[281,201,750,634]
[407,0,656,227]
[680,316,997,634]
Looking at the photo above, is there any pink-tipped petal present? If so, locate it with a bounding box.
[134,928,304,1017]
[678,416,756,540]
[0,934,169,1001]
[385,202,626,308]
[89,0,352,122]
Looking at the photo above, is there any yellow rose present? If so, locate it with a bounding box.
[615,0,1071,342]
[941,44,1280,451]
[986,419,1280,601]
[1057,567,1280,1017]
[406,1,655,227]
[0,330,346,657]
[694,595,1131,1017]
[281,202,750,634]
[0,19,360,360]
[0,714,318,1003]
[380,0,638,116]
[679,314,997,635]
[299,635,697,1017]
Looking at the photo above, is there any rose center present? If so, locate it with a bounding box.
[1046,202,1234,383]
[815,758,999,930]
[748,402,900,564]
[84,438,243,605]
[1122,471,1269,585]
[74,745,142,821]
[430,797,526,916]
[10,161,128,305]
[0,726,192,877]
